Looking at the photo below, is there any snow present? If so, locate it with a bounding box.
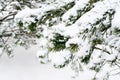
[37,38,49,48]
[14,0,74,22]
[65,37,81,47]
[108,37,120,48]
[0,4,2,9]
[14,8,42,22]
[69,0,120,31]
[62,0,90,22]
[64,25,80,37]
[51,23,80,37]
[36,49,48,63]
[105,35,116,45]
[112,7,120,28]
[41,26,54,40]
[2,0,120,80]
[0,46,74,80]
[49,50,71,67]
[75,1,108,29]
[5,1,21,11]
[15,8,40,18]
[0,48,3,56]
[36,49,48,58]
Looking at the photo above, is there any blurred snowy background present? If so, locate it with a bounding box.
[0,46,73,80]
[0,46,119,80]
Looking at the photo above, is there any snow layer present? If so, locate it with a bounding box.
[62,0,90,22]
[49,50,71,67]
[0,48,3,56]
[112,7,120,28]
[13,0,120,80]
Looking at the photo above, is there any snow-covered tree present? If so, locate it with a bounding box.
[1,0,120,79]
[0,0,45,56]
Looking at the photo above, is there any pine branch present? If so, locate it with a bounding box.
[94,47,111,54]
[0,12,17,24]
[0,33,12,38]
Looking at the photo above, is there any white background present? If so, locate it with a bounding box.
[0,46,73,80]
[0,46,119,80]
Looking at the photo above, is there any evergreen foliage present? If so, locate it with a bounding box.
[1,0,120,79]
